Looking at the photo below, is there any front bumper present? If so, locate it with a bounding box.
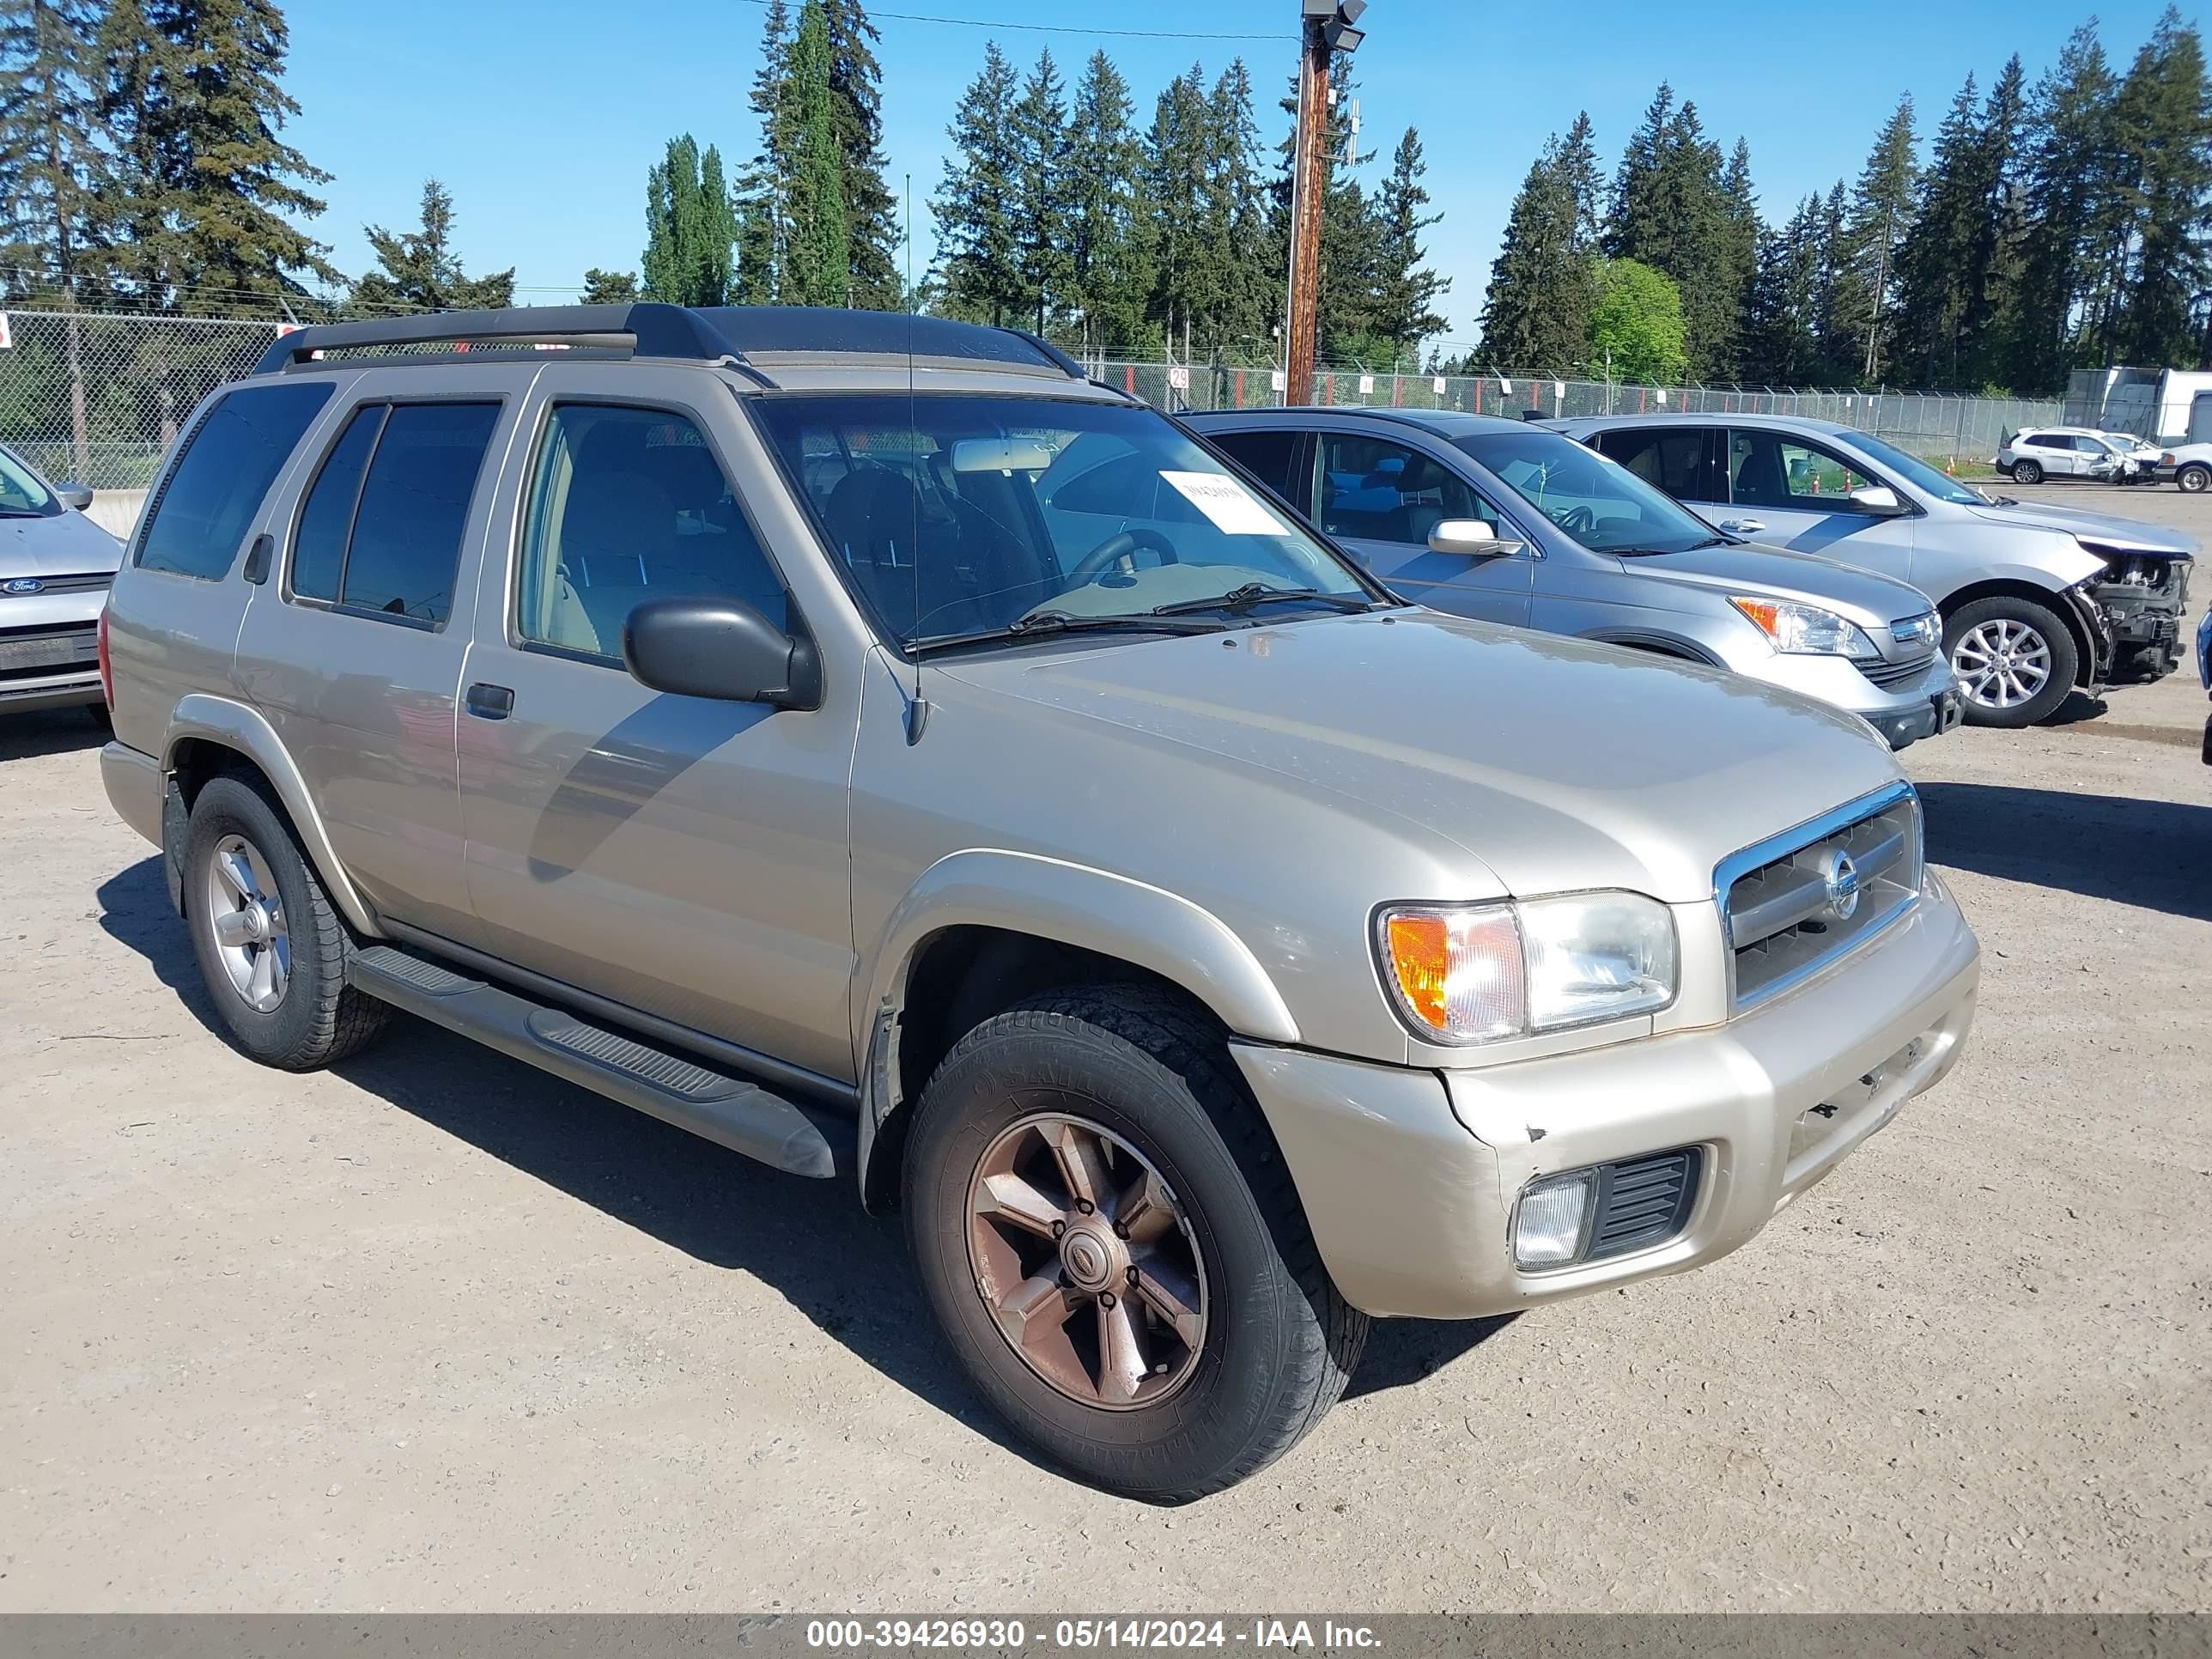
[1736,649,1962,750]
[2089,558,2191,681]
[1234,875,1980,1320]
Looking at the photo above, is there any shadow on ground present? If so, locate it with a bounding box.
[1919,781,2212,922]
[0,705,107,764]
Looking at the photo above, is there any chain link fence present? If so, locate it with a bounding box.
[0,307,2063,494]
[1100,358,2060,468]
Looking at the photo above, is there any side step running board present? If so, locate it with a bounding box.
[346,945,842,1179]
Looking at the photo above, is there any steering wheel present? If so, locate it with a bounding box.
[1551,503,1597,535]
[1064,526,1180,588]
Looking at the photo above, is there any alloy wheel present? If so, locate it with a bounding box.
[1952,617,2052,712]
[965,1113,1209,1411]
[204,831,291,1013]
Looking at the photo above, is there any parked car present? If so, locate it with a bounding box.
[1553,413,2197,727]
[2200,608,2211,764]
[1186,408,1961,750]
[2146,438,2212,495]
[1995,427,2142,484]
[0,440,123,715]
[98,305,1980,1501]
[2094,430,2172,483]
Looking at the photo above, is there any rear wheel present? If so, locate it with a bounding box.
[2178,463,2210,494]
[2012,458,2044,484]
[1945,595,2079,727]
[904,987,1366,1502]
[183,775,389,1069]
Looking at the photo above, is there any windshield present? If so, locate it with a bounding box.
[753,393,1370,647]
[0,445,59,516]
[1454,428,1721,555]
[1830,428,1980,505]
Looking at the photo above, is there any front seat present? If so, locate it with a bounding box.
[1730,439,1790,507]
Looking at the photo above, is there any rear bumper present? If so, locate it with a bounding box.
[100,739,164,848]
[1235,876,1980,1319]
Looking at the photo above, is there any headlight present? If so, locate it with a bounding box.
[1729,595,1881,660]
[1376,893,1678,1045]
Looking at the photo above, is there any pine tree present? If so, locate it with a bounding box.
[1478,125,1597,371]
[580,267,639,305]
[1810,179,1850,378]
[1716,138,1759,377]
[348,179,514,315]
[643,134,738,306]
[1605,85,1741,376]
[2110,6,2212,366]
[1742,195,1824,383]
[783,0,847,307]
[1063,49,1151,352]
[0,0,107,299]
[1893,76,1984,384]
[2012,24,2117,391]
[822,0,898,307]
[1370,126,1447,354]
[97,0,337,313]
[1834,96,1918,380]
[1201,60,1274,358]
[1008,46,1071,332]
[734,0,792,303]
[931,40,1021,324]
[1146,64,1211,349]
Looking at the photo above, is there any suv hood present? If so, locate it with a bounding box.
[933,609,1903,905]
[0,507,124,575]
[1966,496,2198,557]
[1622,540,1934,626]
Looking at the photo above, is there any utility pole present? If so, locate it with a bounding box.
[1285,0,1366,405]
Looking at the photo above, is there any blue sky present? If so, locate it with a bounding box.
[283,0,2185,349]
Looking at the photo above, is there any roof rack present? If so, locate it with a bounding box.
[252,303,1091,386]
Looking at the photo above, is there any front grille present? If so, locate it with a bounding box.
[1588,1149,1702,1261]
[0,620,98,682]
[1719,783,1923,1011]
[0,572,112,599]
[1863,650,1937,689]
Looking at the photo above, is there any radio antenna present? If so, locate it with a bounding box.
[902,169,930,745]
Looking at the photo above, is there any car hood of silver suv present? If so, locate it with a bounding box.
[933,607,1903,906]
[0,507,124,577]
[1613,538,1934,626]
[1966,494,2199,557]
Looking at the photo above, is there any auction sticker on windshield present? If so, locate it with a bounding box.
[1159,470,1282,534]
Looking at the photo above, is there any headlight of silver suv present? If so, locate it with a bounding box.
[1728,595,1881,660]
[1375,894,1678,1045]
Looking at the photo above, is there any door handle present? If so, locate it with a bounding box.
[1717,518,1765,535]
[465,682,514,720]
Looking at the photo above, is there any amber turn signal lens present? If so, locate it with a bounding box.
[1386,912,1450,1031]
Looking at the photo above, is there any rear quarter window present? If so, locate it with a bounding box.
[135,381,334,580]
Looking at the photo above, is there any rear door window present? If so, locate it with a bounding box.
[1206,428,1306,510]
[136,382,333,580]
[1596,428,1715,499]
[286,401,499,628]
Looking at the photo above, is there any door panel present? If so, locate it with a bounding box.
[1722,427,1917,585]
[1312,428,1533,624]
[455,368,860,1081]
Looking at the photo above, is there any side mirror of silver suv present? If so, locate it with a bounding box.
[1845,483,1908,517]
[623,597,822,710]
[1428,519,1524,558]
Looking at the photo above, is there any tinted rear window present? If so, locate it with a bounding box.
[290,405,384,603]
[325,403,499,627]
[136,382,334,580]
[1209,428,1304,506]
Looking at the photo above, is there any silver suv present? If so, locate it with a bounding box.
[1187,408,1962,750]
[0,440,122,715]
[97,306,1981,1500]
[1554,413,2196,727]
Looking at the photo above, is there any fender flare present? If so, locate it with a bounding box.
[1578,628,1723,667]
[851,849,1300,1211]
[163,693,384,938]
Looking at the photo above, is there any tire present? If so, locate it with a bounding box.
[903,986,1367,1502]
[1945,595,2080,728]
[2013,459,2044,484]
[2178,463,2210,494]
[183,774,389,1069]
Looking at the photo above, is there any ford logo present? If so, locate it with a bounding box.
[3,577,43,595]
[1822,848,1862,922]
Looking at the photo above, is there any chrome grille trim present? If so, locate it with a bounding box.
[0,572,112,598]
[1863,651,1937,689]
[1716,781,1923,1013]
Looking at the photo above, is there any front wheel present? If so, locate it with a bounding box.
[903,988,1366,1502]
[2012,459,2045,484]
[1946,595,2080,727]
[2178,463,2210,494]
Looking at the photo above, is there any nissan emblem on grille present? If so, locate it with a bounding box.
[1822,848,1862,921]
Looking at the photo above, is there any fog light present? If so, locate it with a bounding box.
[1513,1170,1595,1268]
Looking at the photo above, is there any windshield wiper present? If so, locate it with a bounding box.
[911,610,1228,654]
[1151,583,1375,617]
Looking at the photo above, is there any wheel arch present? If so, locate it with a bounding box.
[853,850,1301,1212]
[161,694,382,936]
[1937,577,2106,688]
[1577,628,1723,667]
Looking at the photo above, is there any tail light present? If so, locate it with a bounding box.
[96,604,114,710]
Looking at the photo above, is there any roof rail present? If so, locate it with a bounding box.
[252,303,750,377]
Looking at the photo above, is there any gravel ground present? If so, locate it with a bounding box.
[3,483,2207,1613]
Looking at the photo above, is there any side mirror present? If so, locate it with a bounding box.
[56,483,94,511]
[623,597,821,710]
[1429,519,1523,558]
[1846,483,1906,517]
